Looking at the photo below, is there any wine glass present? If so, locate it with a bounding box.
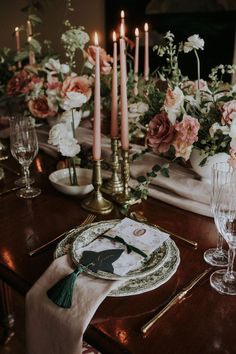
[210,181,236,295]
[204,162,233,266]
[9,116,41,198]
[14,167,35,187]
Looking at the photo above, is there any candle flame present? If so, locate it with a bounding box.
[94,32,99,46]
[144,23,148,32]
[15,27,19,32]
[28,35,32,42]
[120,24,125,38]
[27,20,31,25]
[121,10,125,19]
[135,28,139,37]
[113,31,117,42]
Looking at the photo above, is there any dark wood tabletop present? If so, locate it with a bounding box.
[0,149,235,354]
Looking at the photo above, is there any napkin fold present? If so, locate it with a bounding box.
[26,254,123,354]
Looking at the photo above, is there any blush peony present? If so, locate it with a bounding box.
[173,115,200,160]
[86,45,113,75]
[61,75,92,100]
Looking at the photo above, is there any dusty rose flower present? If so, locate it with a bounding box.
[23,76,44,94]
[6,70,31,96]
[61,75,92,100]
[181,79,208,95]
[221,100,236,125]
[28,96,58,119]
[86,45,113,75]
[173,115,200,160]
[147,113,175,154]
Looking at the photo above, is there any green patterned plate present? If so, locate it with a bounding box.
[54,220,180,296]
[70,220,171,280]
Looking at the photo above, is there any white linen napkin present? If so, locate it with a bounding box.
[26,254,124,354]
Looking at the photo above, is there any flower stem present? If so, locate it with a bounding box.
[194,48,201,91]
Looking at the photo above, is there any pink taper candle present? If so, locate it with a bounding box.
[119,24,129,150]
[111,31,118,138]
[28,36,36,65]
[121,10,125,28]
[15,27,22,69]
[27,20,33,37]
[134,28,139,95]
[144,23,149,81]
[93,32,101,161]
[15,27,20,52]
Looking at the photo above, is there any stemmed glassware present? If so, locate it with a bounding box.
[204,162,233,266]
[9,116,41,198]
[210,181,236,295]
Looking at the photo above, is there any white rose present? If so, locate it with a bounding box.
[60,92,87,110]
[45,58,61,72]
[58,137,81,157]
[128,102,149,119]
[60,64,70,74]
[183,34,204,53]
[209,122,230,138]
[48,123,72,146]
[58,110,82,129]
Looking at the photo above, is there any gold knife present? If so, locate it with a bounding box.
[141,268,212,335]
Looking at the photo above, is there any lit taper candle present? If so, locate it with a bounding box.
[15,27,20,52]
[111,31,118,138]
[121,10,125,28]
[93,32,101,161]
[27,20,33,37]
[144,23,149,81]
[119,24,129,150]
[134,27,139,95]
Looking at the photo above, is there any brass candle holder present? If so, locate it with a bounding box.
[114,149,139,206]
[102,137,123,195]
[81,159,113,215]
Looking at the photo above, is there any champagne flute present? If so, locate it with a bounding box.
[210,181,236,295]
[9,116,41,198]
[204,162,233,266]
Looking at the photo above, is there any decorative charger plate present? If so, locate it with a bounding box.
[70,219,171,280]
[54,220,180,296]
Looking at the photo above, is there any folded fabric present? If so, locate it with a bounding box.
[36,125,212,217]
[26,254,123,354]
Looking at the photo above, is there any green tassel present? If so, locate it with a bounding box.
[47,266,84,309]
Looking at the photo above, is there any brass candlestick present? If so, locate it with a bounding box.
[102,137,123,195]
[115,149,139,205]
[81,160,113,214]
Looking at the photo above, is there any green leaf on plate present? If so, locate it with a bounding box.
[80,249,124,274]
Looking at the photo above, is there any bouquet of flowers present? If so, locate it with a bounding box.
[132,31,236,168]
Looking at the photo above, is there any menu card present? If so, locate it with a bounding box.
[78,218,169,277]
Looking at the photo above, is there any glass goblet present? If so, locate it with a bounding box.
[14,166,35,187]
[204,162,233,266]
[210,181,236,295]
[9,116,41,199]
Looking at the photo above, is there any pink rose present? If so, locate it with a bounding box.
[147,113,175,154]
[181,79,208,94]
[221,100,236,125]
[86,45,113,75]
[28,96,58,119]
[6,70,31,96]
[173,115,200,160]
[61,75,92,100]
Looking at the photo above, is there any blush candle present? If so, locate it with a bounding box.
[28,36,36,65]
[27,20,33,37]
[15,27,22,68]
[144,23,149,81]
[111,31,118,138]
[134,27,139,95]
[119,24,129,151]
[93,32,101,161]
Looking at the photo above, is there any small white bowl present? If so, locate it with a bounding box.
[49,168,93,197]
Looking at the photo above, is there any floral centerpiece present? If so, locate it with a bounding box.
[131,31,236,171]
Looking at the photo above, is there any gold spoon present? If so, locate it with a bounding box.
[130,211,198,248]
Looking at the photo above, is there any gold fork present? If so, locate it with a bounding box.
[29,214,96,256]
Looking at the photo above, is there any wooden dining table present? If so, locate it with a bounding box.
[0,148,235,354]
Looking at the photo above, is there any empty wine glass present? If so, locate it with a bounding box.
[14,167,35,187]
[204,162,234,266]
[9,116,41,198]
[210,181,236,295]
